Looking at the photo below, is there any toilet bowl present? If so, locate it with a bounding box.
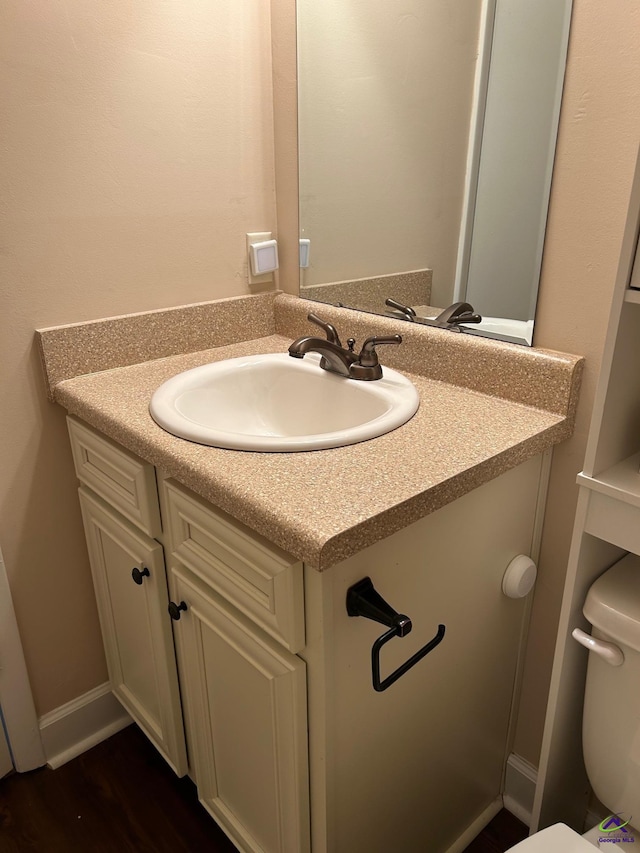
[506,555,640,852]
[506,820,639,851]
[506,823,597,851]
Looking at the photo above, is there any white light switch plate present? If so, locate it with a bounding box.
[246,231,274,285]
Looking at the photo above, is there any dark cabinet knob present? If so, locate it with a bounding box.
[168,601,188,621]
[131,566,150,585]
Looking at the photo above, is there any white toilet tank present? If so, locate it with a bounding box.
[581,553,640,825]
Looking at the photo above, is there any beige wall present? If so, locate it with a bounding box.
[0,1,276,715]
[514,0,640,764]
[297,0,482,304]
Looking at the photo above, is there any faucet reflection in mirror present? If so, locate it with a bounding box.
[297,0,573,346]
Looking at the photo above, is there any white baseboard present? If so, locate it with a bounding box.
[503,753,538,827]
[447,798,503,853]
[39,682,132,769]
[503,755,607,836]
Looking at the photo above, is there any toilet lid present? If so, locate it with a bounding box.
[507,823,596,851]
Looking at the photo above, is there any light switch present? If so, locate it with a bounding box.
[249,239,279,276]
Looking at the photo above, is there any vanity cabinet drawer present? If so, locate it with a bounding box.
[163,480,305,653]
[67,416,162,538]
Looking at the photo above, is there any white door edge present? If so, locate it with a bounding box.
[0,713,13,777]
[0,545,46,771]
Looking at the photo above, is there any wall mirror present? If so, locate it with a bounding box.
[297,0,573,345]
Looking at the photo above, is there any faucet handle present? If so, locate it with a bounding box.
[349,335,402,379]
[358,335,402,367]
[308,312,342,347]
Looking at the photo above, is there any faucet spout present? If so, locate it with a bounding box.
[289,313,403,380]
[288,337,357,377]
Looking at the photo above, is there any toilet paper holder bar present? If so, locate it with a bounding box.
[346,577,446,692]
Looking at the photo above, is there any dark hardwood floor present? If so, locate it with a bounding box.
[0,724,528,852]
[463,810,528,852]
[0,725,236,853]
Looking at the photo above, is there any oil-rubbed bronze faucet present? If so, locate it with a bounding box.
[288,314,401,380]
[434,301,482,327]
[384,297,482,331]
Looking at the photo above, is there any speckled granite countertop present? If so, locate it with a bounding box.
[39,293,583,570]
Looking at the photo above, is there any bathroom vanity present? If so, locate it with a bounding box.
[37,293,583,853]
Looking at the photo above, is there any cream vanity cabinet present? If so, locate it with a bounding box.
[161,480,309,853]
[68,414,548,853]
[68,416,311,853]
[69,418,188,776]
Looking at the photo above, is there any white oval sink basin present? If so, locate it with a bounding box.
[149,353,419,452]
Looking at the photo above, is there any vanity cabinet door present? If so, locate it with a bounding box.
[170,564,310,853]
[78,487,188,776]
